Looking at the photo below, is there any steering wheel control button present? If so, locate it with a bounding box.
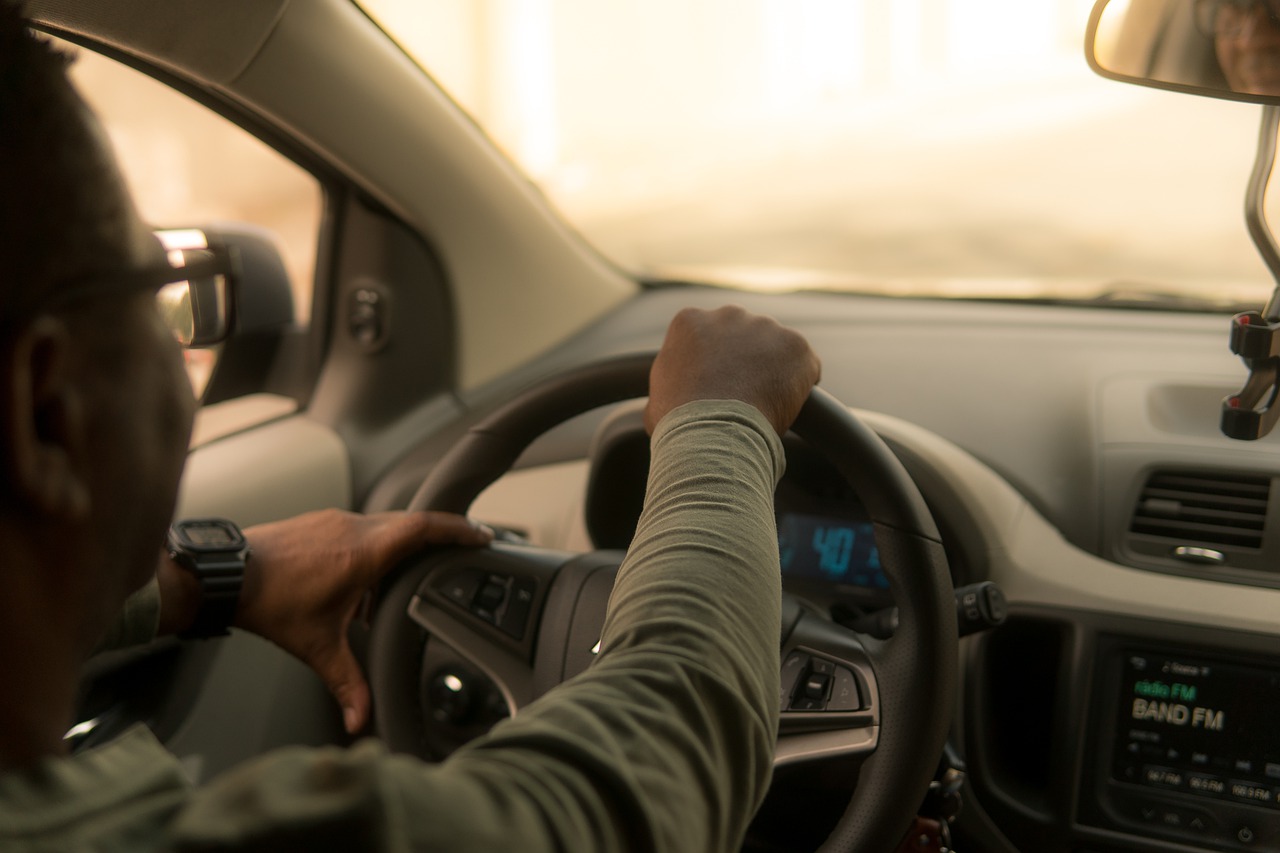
[827,666,861,711]
[783,654,866,713]
[810,658,836,676]
[472,575,509,620]
[433,569,538,640]
[802,673,832,702]
[441,569,485,607]
[498,578,537,640]
[786,657,830,712]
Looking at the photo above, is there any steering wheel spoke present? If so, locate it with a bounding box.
[404,543,572,713]
[776,605,881,767]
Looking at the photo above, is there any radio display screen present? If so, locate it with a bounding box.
[1112,650,1280,809]
[777,512,888,589]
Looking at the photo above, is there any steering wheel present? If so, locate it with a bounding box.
[368,353,957,853]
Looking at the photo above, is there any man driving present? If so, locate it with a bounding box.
[0,4,822,850]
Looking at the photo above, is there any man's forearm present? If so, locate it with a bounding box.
[438,399,787,852]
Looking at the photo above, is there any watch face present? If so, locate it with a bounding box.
[177,519,244,551]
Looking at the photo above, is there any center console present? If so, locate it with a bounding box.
[1081,639,1280,851]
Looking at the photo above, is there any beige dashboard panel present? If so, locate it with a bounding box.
[176,414,351,526]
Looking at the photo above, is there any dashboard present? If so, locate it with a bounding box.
[445,285,1280,853]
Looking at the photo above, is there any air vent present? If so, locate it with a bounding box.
[1129,471,1270,550]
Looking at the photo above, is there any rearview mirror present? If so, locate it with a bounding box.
[1088,2,1280,440]
[1087,0,1280,105]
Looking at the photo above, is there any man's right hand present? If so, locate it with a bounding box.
[645,305,822,436]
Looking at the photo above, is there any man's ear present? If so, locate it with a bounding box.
[0,316,92,519]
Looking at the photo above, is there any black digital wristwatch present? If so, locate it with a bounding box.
[167,518,249,639]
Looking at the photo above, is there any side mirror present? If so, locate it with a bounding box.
[155,231,235,348]
[1087,0,1280,105]
[157,225,302,405]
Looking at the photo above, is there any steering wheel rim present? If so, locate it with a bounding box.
[370,353,957,853]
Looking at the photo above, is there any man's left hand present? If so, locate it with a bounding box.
[234,509,492,734]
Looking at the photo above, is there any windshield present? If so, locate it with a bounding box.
[358,0,1278,309]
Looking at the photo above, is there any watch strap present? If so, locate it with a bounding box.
[183,553,244,638]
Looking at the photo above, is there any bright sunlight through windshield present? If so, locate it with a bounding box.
[360,0,1276,308]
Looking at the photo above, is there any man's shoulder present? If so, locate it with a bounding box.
[172,739,396,850]
[0,725,188,852]
[0,730,400,852]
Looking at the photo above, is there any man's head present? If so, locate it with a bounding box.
[0,2,195,649]
[0,3,167,315]
[1198,0,1280,95]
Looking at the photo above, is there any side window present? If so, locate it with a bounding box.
[60,43,324,402]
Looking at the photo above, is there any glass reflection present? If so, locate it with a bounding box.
[1093,0,1280,100]
[1199,0,1280,95]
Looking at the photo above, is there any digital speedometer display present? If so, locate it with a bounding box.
[777,512,888,589]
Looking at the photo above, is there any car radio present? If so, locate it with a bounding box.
[1083,643,1280,850]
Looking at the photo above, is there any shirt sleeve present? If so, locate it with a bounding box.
[173,399,786,853]
[93,576,162,654]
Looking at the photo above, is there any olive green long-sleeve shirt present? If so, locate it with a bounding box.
[0,400,785,852]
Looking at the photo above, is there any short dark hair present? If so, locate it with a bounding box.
[0,1,139,327]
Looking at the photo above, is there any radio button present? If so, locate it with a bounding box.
[1142,765,1185,789]
[1123,796,1217,836]
[1229,781,1273,805]
[1187,773,1226,796]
